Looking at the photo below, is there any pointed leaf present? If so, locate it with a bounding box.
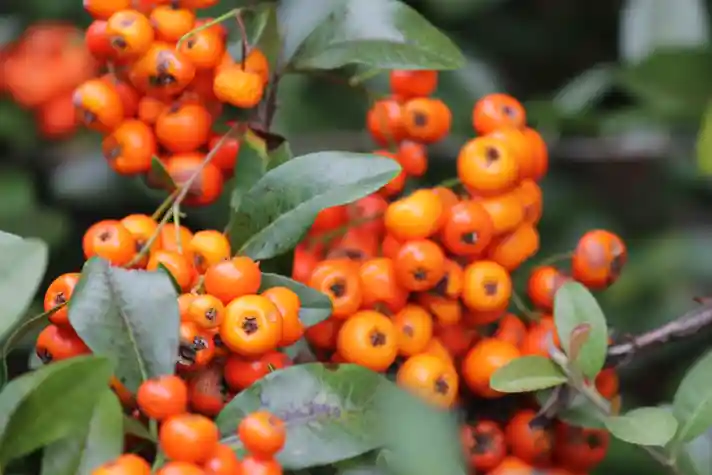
[259,273,332,327]
[230,129,269,211]
[288,0,464,71]
[554,281,608,379]
[216,363,389,469]
[40,389,123,475]
[122,415,154,442]
[146,156,175,190]
[490,355,568,393]
[229,152,400,260]
[0,355,114,465]
[0,232,48,340]
[552,64,615,116]
[604,407,678,446]
[68,258,180,392]
[673,349,712,443]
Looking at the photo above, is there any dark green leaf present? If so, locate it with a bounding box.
[696,101,712,175]
[490,355,568,393]
[616,47,712,121]
[157,263,181,294]
[553,281,608,379]
[288,0,464,71]
[604,407,678,446]
[672,349,712,443]
[259,273,332,327]
[275,0,334,69]
[0,232,48,341]
[0,355,114,465]
[122,415,155,442]
[216,363,388,469]
[40,389,123,475]
[229,3,280,67]
[267,140,293,170]
[68,258,180,392]
[0,169,35,218]
[378,384,467,475]
[229,151,400,260]
[146,156,175,190]
[619,0,709,64]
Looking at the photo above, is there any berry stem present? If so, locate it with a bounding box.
[511,291,539,323]
[175,8,242,51]
[233,10,249,70]
[536,251,573,268]
[349,67,382,87]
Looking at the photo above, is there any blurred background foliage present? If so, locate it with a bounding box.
[3,0,712,473]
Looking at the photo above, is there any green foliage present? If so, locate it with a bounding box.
[604,407,678,447]
[39,390,123,475]
[553,281,608,379]
[287,0,464,71]
[0,232,48,341]
[0,355,114,468]
[216,363,388,469]
[228,152,401,260]
[147,156,175,190]
[68,258,180,392]
[672,349,712,444]
[490,355,568,393]
[258,273,332,326]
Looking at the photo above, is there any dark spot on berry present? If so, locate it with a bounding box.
[37,348,53,364]
[461,231,478,245]
[53,292,67,306]
[110,36,127,50]
[434,376,449,394]
[192,336,208,351]
[329,281,346,298]
[370,329,387,347]
[413,111,428,127]
[402,324,414,337]
[205,308,217,321]
[501,105,516,117]
[193,254,205,269]
[98,229,113,241]
[483,280,498,296]
[413,268,428,281]
[586,432,602,448]
[484,146,500,165]
[242,316,259,335]
[177,344,196,365]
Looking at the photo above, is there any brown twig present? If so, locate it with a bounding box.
[606,303,712,366]
[234,10,248,69]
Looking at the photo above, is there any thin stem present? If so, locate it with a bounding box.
[511,291,539,323]
[537,251,574,268]
[172,203,182,254]
[435,177,461,189]
[175,8,240,51]
[349,67,382,86]
[234,10,248,69]
[151,189,179,221]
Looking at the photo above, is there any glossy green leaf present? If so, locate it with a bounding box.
[0,231,48,341]
[230,130,271,212]
[122,415,154,442]
[553,281,608,379]
[378,384,467,475]
[490,356,568,393]
[68,258,180,392]
[288,0,464,71]
[0,355,114,466]
[229,151,400,260]
[0,307,57,387]
[673,349,712,443]
[259,273,332,327]
[216,363,389,469]
[604,407,678,446]
[553,64,615,116]
[619,0,709,64]
[40,389,123,475]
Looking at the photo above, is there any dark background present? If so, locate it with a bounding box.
[2,0,712,473]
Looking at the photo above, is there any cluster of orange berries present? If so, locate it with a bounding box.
[286,75,627,474]
[96,403,285,474]
[0,23,97,139]
[72,0,270,204]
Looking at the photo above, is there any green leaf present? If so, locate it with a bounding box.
[123,415,155,442]
[229,3,280,64]
[553,281,608,379]
[216,363,388,469]
[157,263,181,294]
[259,273,332,327]
[288,0,464,71]
[619,0,709,64]
[0,307,56,388]
[0,169,35,218]
[0,355,114,465]
[696,101,712,175]
[230,130,270,212]
[616,47,712,121]
[604,407,678,446]
[0,232,48,341]
[267,140,293,170]
[146,156,175,190]
[552,64,615,116]
[672,349,712,443]
[490,355,568,393]
[68,258,180,392]
[40,389,123,475]
[229,151,400,260]
[676,429,712,475]
[378,385,467,475]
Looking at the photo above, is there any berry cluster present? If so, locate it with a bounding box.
[74,0,270,204]
[95,405,285,474]
[0,23,97,139]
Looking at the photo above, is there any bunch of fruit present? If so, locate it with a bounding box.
[0,22,98,139]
